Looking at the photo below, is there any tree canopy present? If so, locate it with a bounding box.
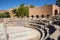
[29,4,35,8]
[12,4,29,18]
[12,4,35,18]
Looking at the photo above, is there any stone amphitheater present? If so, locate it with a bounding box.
[0,15,60,40]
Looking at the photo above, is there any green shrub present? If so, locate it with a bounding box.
[0,12,10,18]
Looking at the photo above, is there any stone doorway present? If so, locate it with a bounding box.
[54,10,58,15]
[41,15,44,18]
[36,15,39,18]
[31,15,34,18]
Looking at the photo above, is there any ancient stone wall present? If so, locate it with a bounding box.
[0,5,60,18]
[7,10,14,17]
[0,10,7,13]
[52,5,60,16]
[29,5,52,18]
[29,5,60,18]
[0,10,14,17]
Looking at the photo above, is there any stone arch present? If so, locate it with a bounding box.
[41,15,44,18]
[27,16,29,18]
[54,10,58,15]
[47,15,50,18]
[31,15,34,18]
[36,15,39,18]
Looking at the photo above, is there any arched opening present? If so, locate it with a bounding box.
[27,16,29,18]
[36,15,39,18]
[47,15,50,18]
[31,15,34,18]
[55,10,58,15]
[41,15,44,18]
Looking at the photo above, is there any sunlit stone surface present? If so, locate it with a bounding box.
[0,15,60,40]
[0,23,7,40]
[7,26,40,40]
[0,25,40,40]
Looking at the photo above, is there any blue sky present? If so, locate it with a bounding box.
[0,0,56,10]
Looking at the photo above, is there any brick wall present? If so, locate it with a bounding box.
[29,5,59,18]
[52,5,60,16]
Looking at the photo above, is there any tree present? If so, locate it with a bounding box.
[12,8,20,17]
[29,4,34,8]
[12,9,16,14]
[12,4,29,18]
[4,12,11,18]
[20,4,25,7]
[56,0,60,7]
[19,4,29,18]
[12,9,19,17]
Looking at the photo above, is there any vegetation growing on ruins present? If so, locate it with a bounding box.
[0,12,10,18]
[12,4,34,18]
[12,4,29,18]
[29,4,35,8]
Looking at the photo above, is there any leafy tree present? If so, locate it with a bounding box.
[12,9,16,14]
[12,8,20,17]
[15,9,20,17]
[29,4,34,8]
[4,12,11,18]
[20,4,25,7]
[12,4,29,18]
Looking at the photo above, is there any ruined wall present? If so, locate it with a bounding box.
[0,10,14,17]
[0,5,60,18]
[29,5,52,17]
[0,10,7,13]
[52,5,60,16]
[7,10,14,17]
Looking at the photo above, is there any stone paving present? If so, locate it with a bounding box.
[0,23,40,40]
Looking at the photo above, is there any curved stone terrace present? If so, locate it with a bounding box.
[0,15,60,40]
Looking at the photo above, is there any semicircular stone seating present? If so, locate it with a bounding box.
[0,16,60,40]
[7,26,40,40]
[28,18,60,40]
[28,19,50,40]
